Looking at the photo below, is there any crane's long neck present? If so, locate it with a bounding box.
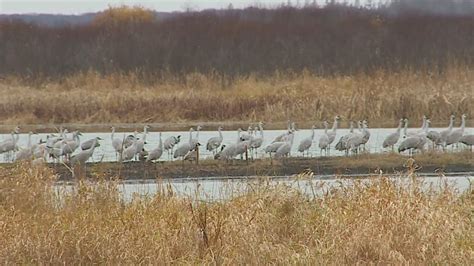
[311,128,315,140]
[218,128,223,140]
[259,124,264,138]
[324,124,328,134]
[448,117,454,130]
[403,121,408,136]
[237,130,241,142]
[159,133,163,149]
[142,127,148,142]
[396,121,403,133]
[111,128,115,140]
[27,133,32,148]
[460,116,466,132]
[331,119,338,132]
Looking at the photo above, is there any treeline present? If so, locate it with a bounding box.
[1,1,474,82]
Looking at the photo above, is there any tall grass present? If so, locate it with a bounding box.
[0,164,472,263]
[0,66,472,126]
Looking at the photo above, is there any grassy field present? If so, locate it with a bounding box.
[0,164,472,264]
[0,67,472,126]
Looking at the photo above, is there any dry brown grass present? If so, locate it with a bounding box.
[0,67,472,126]
[0,164,472,264]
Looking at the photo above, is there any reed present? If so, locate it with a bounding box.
[0,66,472,126]
[0,164,472,264]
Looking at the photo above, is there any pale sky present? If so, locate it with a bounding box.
[0,0,368,14]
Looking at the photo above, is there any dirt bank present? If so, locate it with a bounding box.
[32,152,473,181]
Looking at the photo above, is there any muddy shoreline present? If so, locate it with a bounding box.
[24,153,472,181]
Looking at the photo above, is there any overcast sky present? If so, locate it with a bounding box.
[0,0,365,14]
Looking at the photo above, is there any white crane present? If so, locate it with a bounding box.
[446,114,467,148]
[70,137,100,165]
[298,125,315,156]
[206,126,223,154]
[147,132,164,162]
[382,119,403,151]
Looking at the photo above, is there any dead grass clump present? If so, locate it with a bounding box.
[0,67,472,126]
[0,164,472,264]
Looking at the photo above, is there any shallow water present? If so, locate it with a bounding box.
[2,127,473,163]
[55,174,473,201]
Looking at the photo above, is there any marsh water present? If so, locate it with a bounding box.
[1,127,473,163]
[55,174,473,201]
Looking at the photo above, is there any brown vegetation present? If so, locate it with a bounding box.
[0,67,472,125]
[0,164,472,263]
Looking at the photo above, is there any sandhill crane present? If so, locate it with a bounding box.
[33,140,48,160]
[214,145,226,159]
[459,134,474,151]
[275,131,295,158]
[190,126,202,147]
[135,125,150,159]
[319,121,330,156]
[120,137,138,162]
[164,135,181,159]
[174,128,194,159]
[360,120,371,151]
[326,115,341,153]
[206,126,223,154]
[335,121,355,155]
[147,132,164,162]
[62,131,82,161]
[298,125,315,156]
[398,119,430,155]
[382,119,403,151]
[439,114,455,148]
[345,121,366,155]
[404,116,428,137]
[250,122,264,158]
[81,137,104,150]
[110,127,124,159]
[70,137,100,165]
[398,135,425,156]
[218,130,240,160]
[15,131,37,161]
[184,143,201,162]
[272,121,293,143]
[0,130,20,161]
[446,114,467,148]
[427,130,442,149]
